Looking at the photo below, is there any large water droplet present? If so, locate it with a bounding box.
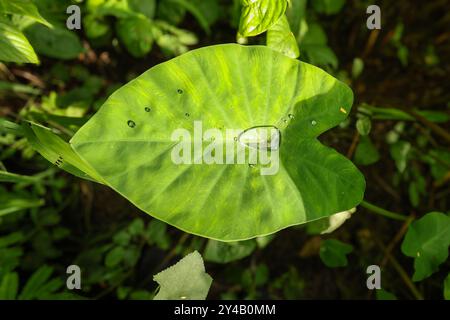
[144,107,151,112]
[238,125,281,151]
[177,89,183,94]
[127,120,136,128]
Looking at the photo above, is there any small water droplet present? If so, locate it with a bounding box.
[144,107,151,112]
[311,120,317,126]
[185,112,190,117]
[288,114,294,119]
[283,119,288,123]
[127,120,136,128]
[177,89,183,94]
[233,137,238,141]
[248,163,256,168]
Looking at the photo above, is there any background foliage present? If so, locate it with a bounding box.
[0,0,449,300]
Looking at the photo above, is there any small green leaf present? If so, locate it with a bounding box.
[116,15,154,58]
[267,15,299,58]
[0,272,19,300]
[128,0,156,19]
[204,240,256,263]
[352,57,364,79]
[312,0,346,15]
[0,19,39,64]
[444,273,450,300]
[0,188,44,217]
[376,289,397,300]
[239,0,288,37]
[22,122,104,183]
[105,246,126,268]
[0,232,25,248]
[153,251,212,300]
[401,212,450,282]
[0,0,52,27]
[24,24,84,60]
[319,239,353,268]
[356,116,371,136]
[167,0,211,34]
[390,140,411,173]
[354,136,380,166]
[18,265,54,300]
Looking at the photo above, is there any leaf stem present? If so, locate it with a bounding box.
[360,200,409,221]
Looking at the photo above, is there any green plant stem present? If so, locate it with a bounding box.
[360,200,409,221]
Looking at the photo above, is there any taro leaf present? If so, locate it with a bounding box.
[0,19,39,64]
[116,15,154,58]
[24,24,84,60]
[401,212,450,282]
[267,15,299,58]
[70,44,365,241]
[239,0,288,37]
[153,251,212,300]
[204,239,256,263]
[319,239,353,268]
[0,0,52,27]
[22,122,104,183]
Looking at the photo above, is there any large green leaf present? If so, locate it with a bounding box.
[0,0,51,27]
[239,0,288,37]
[401,212,450,282]
[153,251,212,300]
[0,19,38,64]
[70,44,365,241]
[266,15,299,58]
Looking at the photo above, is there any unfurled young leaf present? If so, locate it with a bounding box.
[153,251,212,300]
[0,19,39,64]
[319,239,353,267]
[401,212,450,282]
[204,240,256,263]
[239,0,288,37]
[69,44,365,241]
[267,15,300,58]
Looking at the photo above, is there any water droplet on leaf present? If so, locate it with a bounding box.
[177,89,183,94]
[144,107,151,112]
[311,120,317,126]
[127,120,136,128]
[238,126,281,151]
[288,114,294,119]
